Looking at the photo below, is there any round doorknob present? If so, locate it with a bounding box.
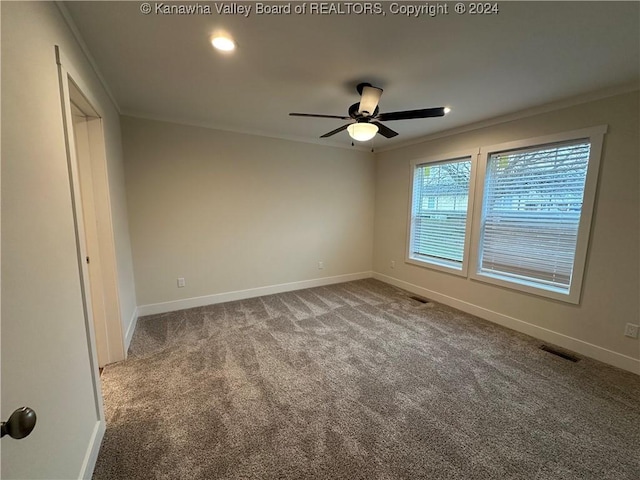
[1,407,37,440]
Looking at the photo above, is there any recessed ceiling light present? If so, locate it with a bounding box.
[444,107,452,114]
[211,35,235,52]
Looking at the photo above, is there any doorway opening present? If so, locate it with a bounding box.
[58,48,126,370]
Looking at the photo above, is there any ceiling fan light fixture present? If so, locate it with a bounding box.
[358,85,383,116]
[444,107,451,114]
[347,122,378,142]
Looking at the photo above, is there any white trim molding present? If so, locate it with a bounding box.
[137,272,373,316]
[78,421,105,480]
[55,2,121,113]
[120,112,371,152]
[373,272,640,375]
[376,83,638,153]
[124,307,139,354]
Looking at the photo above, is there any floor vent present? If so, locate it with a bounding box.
[539,345,580,362]
[409,295,430,304]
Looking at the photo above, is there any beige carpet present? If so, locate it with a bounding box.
[93,279,640,479]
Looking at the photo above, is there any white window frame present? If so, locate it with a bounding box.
[406,150,479,276]
[468,125,607,304]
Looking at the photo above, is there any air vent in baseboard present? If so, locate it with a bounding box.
[539,345,580,363]
[409,295,430,304]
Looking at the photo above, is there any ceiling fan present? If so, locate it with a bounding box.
[290,83,449,142]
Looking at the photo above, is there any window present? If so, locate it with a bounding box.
[407,153,476,275]
[470,126,606,303]
[478,141,590,293]
[406,126,606,303]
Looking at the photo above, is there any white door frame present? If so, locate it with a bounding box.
[56,46,126,368]
[56,45,103,477]
[55,44,125,475]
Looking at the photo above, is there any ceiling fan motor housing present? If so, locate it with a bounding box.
[349,103,378,121]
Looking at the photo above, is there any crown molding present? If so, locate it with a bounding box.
[376,82,639,153]
[120,110,373,152]
[55,1,121,114]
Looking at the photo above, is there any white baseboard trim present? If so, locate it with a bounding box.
[123,307,139,354]
[373,272,640,375]
[137,272,373,317]
[78,420,105,479]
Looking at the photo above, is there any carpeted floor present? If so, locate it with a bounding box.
[93,279,640,479]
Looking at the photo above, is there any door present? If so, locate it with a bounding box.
[70,91,125,368]
[68,80,126,368]
[0,40,108,478]
[72,105,111,367]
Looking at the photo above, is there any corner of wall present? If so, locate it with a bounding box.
[123,307,139,354]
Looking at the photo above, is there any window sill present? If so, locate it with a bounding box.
[470,270,580,304]
[406,256,468,277]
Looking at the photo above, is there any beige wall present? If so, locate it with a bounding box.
[1,1,136,477]
[122,116,375,307]
[373,91,639,371]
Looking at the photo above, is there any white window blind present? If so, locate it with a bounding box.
[410,158,472,269]
[479,140,591,293]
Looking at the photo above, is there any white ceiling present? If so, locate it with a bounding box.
[64,1,639,148]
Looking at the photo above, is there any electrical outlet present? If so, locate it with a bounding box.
[624,323,639,339]
[391,260,395,269]
[318,261,324,270]
[177,277,186,288]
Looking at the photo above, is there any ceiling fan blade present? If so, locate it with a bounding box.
[358,85,383,117]
[320,123,350,138]
[376,107,445,121]
[372,121,399,138]
[290,113,351,120]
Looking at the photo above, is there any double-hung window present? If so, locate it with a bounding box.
[407,126,606,303]
[476,141,590,294]
[407,152,477,275]
[470,127,605,302]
